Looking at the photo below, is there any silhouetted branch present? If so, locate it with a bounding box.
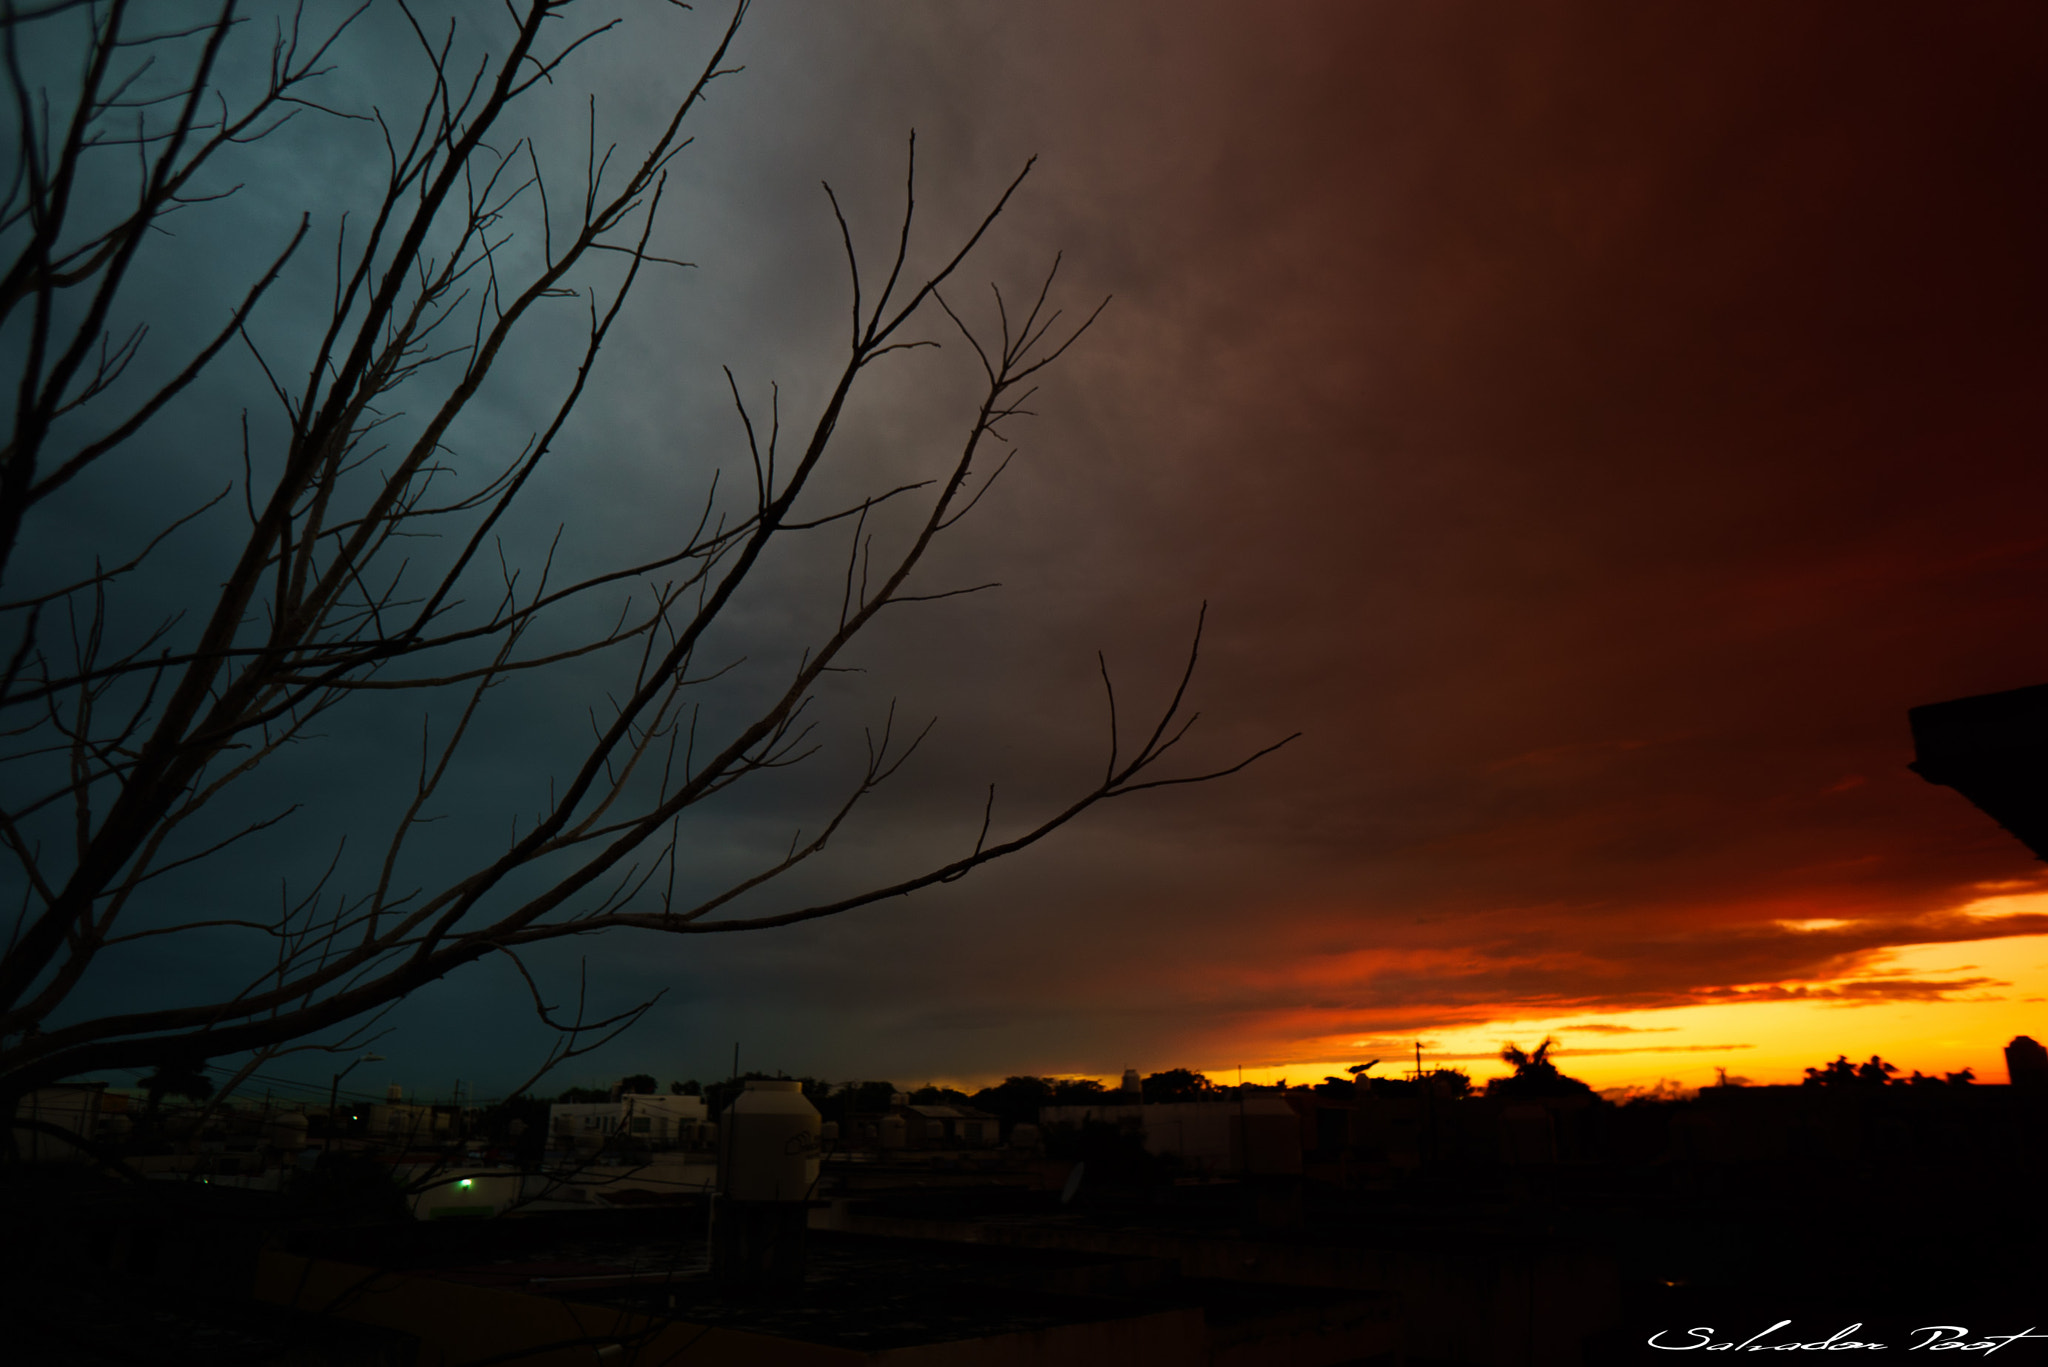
[0,0,1283,1106]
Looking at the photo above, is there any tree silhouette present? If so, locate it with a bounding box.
[971,1075,1054,1127]
[1423,1067,1472,1099]
[1490,1037,1595,1099]
[1802,1055,1898,1088]
[908,1084,972,1107]
[816,1080,900,1126]
[0,1,1292,1114]
[1049,1077,1110,1106]
[1905,1068,1974,1088]
[137,1057,215,1129]
[1141,1068,1215,1102]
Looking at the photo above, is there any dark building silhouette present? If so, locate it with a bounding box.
[1908,682,2048,859]
[2008,1035,2048,1090]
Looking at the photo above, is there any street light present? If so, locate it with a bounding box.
[325,1052,385,1154]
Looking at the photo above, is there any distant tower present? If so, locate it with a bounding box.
[1121,1068,1142,1097]
[2007,1036,2048,1090]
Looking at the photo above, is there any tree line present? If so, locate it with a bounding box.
[552,1041,1989,1123]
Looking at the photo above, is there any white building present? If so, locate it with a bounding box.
[366,1101,446,1145]
[549,1093,707,1150]
[1038,1097,1304,1176]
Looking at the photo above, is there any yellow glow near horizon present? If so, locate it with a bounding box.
[1227,927,2048,1093]
[915,893,2048,1098]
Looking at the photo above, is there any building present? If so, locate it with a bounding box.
[2007,1035,2048,1089]
[901,1103,1001,1148]
[1039,1097,1306,1176]
[366,1100,447,1146]
[549,1093,708,1151]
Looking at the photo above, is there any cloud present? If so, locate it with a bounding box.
[1426,1043,1750,1062]
[1545,1023,1679,1035]
[31,1,2048,1097]
[1695,979,2008,1007]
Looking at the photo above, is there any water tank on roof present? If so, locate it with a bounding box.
[267,1112,308,1152]
[879,1113,906,1149]
[385,1083,403,1103]
[721,1079,819,1201]
[1122,1069,1141,1096]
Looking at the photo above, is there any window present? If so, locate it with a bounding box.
[631,1116,652,1134]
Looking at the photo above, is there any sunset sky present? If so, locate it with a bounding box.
[20,2,2048,1101]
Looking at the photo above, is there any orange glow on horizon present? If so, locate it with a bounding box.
[921,898,2048,1100]
[1216,921,2048,1094]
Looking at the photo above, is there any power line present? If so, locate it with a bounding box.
[100,1061,412,1106]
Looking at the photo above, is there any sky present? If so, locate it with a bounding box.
[11,1,2048,1102]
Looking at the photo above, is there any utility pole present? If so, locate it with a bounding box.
[1416,1040,1436,1167]
[324,1053,384,1155]
[1237,1064,1248,1182]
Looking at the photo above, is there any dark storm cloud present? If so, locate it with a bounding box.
[891,1,2048,1072]
[23,1,2048,1095]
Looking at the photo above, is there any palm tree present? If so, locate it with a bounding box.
[1492,1037,1594,1099]
[136,1058,216,1142]
[1500,1036,1558,1077]
[1802,1054,1897,1088]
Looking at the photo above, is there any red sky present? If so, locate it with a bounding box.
[610,0,2048,1093]
[47,2,2048,1099]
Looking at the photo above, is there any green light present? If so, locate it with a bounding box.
[458,1178,473,1189]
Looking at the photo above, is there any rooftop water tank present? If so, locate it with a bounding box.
[1121,1068,1141,1095]
[721,1079,819,1202]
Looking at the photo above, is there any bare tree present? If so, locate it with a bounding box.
[0,0,1291,1114]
